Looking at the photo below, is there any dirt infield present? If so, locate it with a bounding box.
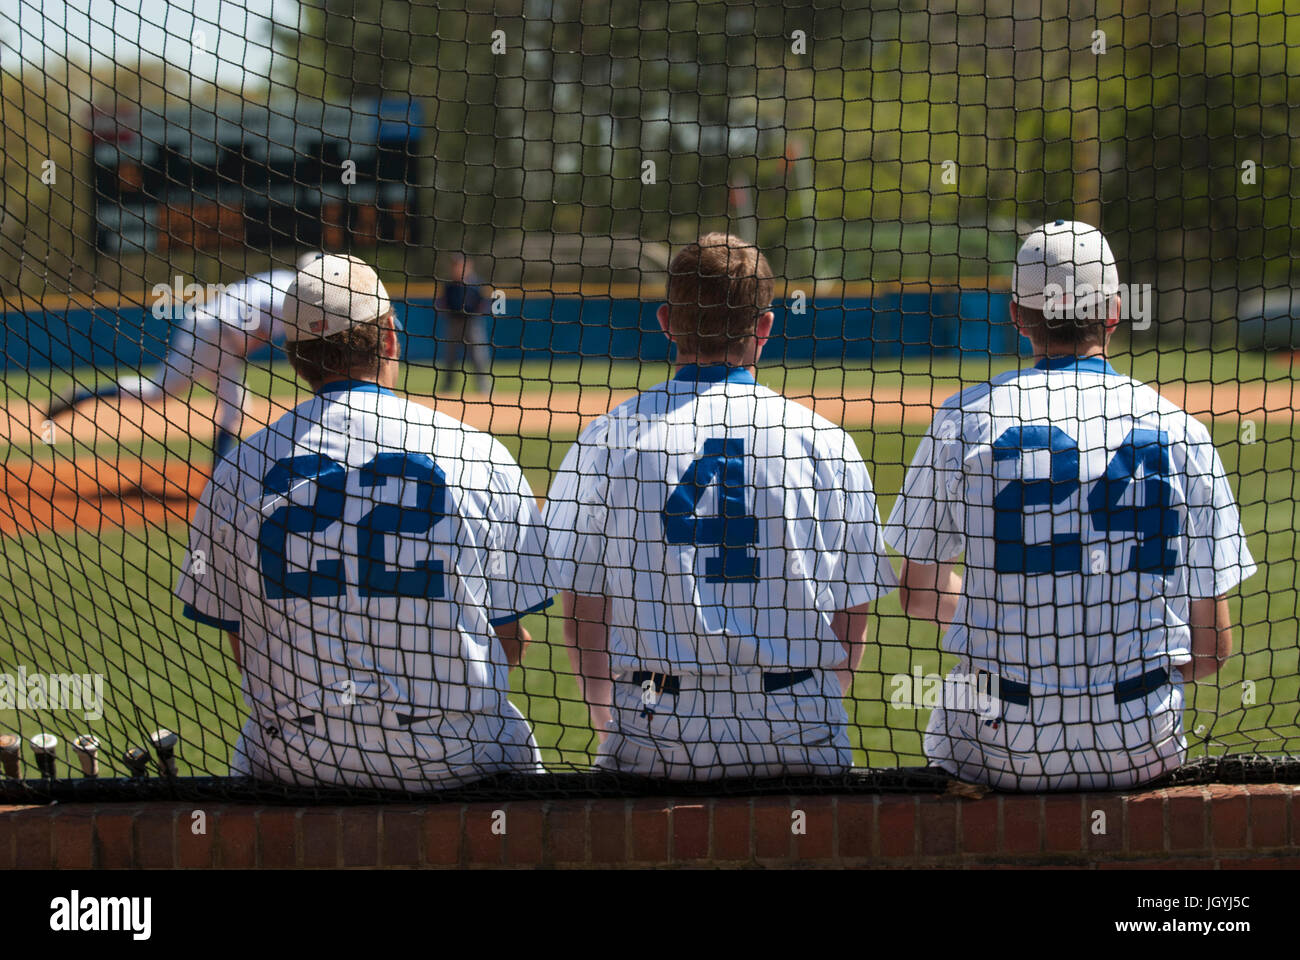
[0,376,1293,538]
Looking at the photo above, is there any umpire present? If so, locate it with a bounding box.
[175,254,550,791]
[434,254,493,395]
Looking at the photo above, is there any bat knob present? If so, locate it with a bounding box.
[123,746,150,778]
[30,733,58,779]
[73,734,101,778]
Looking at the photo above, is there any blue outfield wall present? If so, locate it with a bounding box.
[2,292,1026,373]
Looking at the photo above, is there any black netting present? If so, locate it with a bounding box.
[0,2,1295,801]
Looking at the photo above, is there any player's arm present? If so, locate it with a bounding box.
[831,601,872,695]
[226,632,242,671]
[493,620,532,670]
[897,559,962,629]
[564,592,613,739]
[1185,595,1233,681]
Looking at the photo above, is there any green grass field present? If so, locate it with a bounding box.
[0,354,1296,777]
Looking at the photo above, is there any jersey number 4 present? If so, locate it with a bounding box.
[662,437,760,582]
[992,426,1180,576]
[259,452,447,599]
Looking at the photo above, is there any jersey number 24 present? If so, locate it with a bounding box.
[992,426,1180,576]
[258,452,447,599]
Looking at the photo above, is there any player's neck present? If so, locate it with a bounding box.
[674,359,758,378]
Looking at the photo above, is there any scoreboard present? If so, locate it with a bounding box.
[92,97,427,255]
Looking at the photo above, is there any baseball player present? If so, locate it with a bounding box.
[885,220,1258,791]
[544,233,898,780]
[174,254,551,791]
[45,254,320,460]
[433,254,492,395]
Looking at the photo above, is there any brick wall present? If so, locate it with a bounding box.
[2,784,1296,868]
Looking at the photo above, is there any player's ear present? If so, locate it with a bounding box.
[756,310,775,343]
[656,304,674,341]
[1106,295,1123,333]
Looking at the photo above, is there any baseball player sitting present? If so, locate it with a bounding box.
[45,254,320,461]
[545,233,898,780]
[885,220,1257,791]
[175,254,551,792]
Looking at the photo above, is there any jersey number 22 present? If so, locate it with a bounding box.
[258,452,447,599]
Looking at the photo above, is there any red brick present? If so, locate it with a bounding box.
[712,799,751,861]
[339,808,379,867]
[837,797,875,859]
[423,806,462,866]
[1221,856,1300,869]
[1250,789,1289,848]
[753,797,792,860]
[1002,796,1042,854]
[176,808,215,868]
[1043,795,1082,853]
[671,803,709,861]
[95,809,137,867]
[545,801,587,865]
[52,813,94,869]
[1083,795,1124,853]
[917,797,958,857]
[878,796,917,857]
[960,798,999,854]
[135,805,175,869]
[628,801,669,864]
[505,803,544,866]
[792,797,834,862]
[258,809,298,868]
[301,811,339,868]
[1209,788,1250,851]
[382,808,423,867]
[1125,792,1166,854]
[465,805,506,866]
[217,808,257,868]
[1167,790,1208,851]
[12,806,53,867]
[589,801,626,864]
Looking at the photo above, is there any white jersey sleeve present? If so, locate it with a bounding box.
[543,427,612,596]
[1186,428,1257,598]
[883,413,967,563]
[484,444,554,625]
[174,467,242,632]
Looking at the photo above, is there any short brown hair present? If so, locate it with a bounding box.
[1014,304,1109,353]
[666,233,774,361]
[284,311,389,386]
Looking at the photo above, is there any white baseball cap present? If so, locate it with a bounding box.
[296,250,325,271]
[282,254,392,342]
[1012,220,1120,318]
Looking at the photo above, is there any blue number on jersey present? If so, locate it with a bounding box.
[992,425,1081,574]
[1086,428,1179,574]
[259,452,448,598]
[662,437,760,582]
[357,453,448,597]
[993,426,1180,575]
[260,454,348,598]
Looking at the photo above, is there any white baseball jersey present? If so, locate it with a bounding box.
[175,380,552,722]
[544,364,898,676]
[884,354,1257,691]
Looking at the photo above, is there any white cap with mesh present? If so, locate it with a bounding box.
[1012,220,1120,318]
[282,254,392,342]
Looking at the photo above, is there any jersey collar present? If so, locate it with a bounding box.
[316,378,396,397]
[1034,355,1119,377]
[672,364,757,385]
